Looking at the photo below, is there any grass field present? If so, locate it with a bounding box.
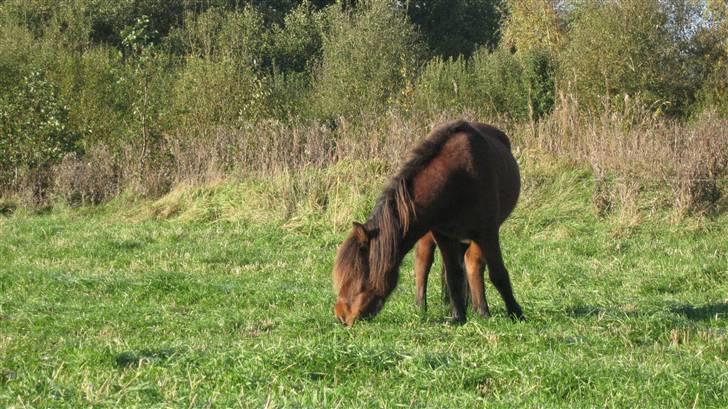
[1,157,726,408]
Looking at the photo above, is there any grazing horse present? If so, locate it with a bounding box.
[413,231,460,312]
[332,120,522,326]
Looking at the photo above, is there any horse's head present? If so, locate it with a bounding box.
[332,222,383,326]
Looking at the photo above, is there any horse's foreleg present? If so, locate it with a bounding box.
[414,232,436,313]
[483,230,523,320]
[465,241,491,319]
[433,233,468,324]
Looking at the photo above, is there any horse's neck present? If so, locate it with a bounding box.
[383,205,429,265]
[400,226,427,257]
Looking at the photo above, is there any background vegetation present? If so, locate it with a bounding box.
[0,0,726,211]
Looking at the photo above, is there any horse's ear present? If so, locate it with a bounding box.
[352,222,370,245]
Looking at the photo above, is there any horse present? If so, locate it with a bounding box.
[332,120,522,326]
[413,231,464,313]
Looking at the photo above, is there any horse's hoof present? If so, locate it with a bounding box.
[509,310,525,321]
[474,306,491,319]
[447,315,466,326]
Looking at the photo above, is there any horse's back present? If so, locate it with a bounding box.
[470,122,512,149]
[458,121,520,224]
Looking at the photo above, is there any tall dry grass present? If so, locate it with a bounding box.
[3,100,726,220]
[524,93,728,216]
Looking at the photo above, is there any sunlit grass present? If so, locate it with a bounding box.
[1,157,726,408]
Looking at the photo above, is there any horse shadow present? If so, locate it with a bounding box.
[671,303,728,321]
[565,302,728,322]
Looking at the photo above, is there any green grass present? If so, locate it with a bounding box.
[1,160,726,408]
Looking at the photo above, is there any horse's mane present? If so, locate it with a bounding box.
[366,120,479,294]
[332,231,365,292]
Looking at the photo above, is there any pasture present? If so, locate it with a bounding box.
[1,158,726,408]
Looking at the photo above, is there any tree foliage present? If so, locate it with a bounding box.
[1,0,727,188]
[406,0,503,58]
[559,0,699,115]
[500,0,563,54]
[313,0,425,119]
[693,0,728,115]
[0,71,79,176]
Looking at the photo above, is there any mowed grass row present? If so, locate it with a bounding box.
[1,158,726,408]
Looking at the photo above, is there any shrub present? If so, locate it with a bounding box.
[412,56,472,113]
[0,70,79,189]
[414,47,553,120]
[470,48,529,119]
[691,2,728,117]
[405,0,502,58]
[51,47,129,150]
[172,56,267,127]
[312,1,425,120]
[559,0,696,116]
[0,22,36,95]
[267,2,329,73]
[500,0,563,55]
[520,48,556,119]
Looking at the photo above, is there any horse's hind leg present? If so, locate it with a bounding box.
[433,233,468,323]
[442,242,470,305]
[465,242,491,319]
[414,232,436,313]
[482,230,524,320]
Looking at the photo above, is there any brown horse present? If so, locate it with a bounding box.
[332,120,522,326]
[413,231,461,312]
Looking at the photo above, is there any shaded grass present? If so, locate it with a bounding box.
[0,156,726,408]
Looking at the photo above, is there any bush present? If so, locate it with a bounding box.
[697,64,728,116]
[559,0,697,116]
[414,47,551,120]
[312,1,425,120]
[470,48,529,119]
[267,2,329,73]
[412,56,471,113]
[691,3,728,117]
[500,0,563,55]
[0,70,79,188]
[405,0,502,58]
[0,22,36,94]
[520,48,556,119]
[172,56,267,127]
[52,47,130,150]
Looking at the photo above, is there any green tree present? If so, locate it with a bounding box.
[694,0,728,115]
[0,71,79,185]
[500,0,562,54]
[470,48,529,119]
[414,47,550,120]
[268,1,329,73]
[119,15,174,162]
[413,56,472,113]
[406,0,503,58]
[559,0,696,116]
[313,0,425,119]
